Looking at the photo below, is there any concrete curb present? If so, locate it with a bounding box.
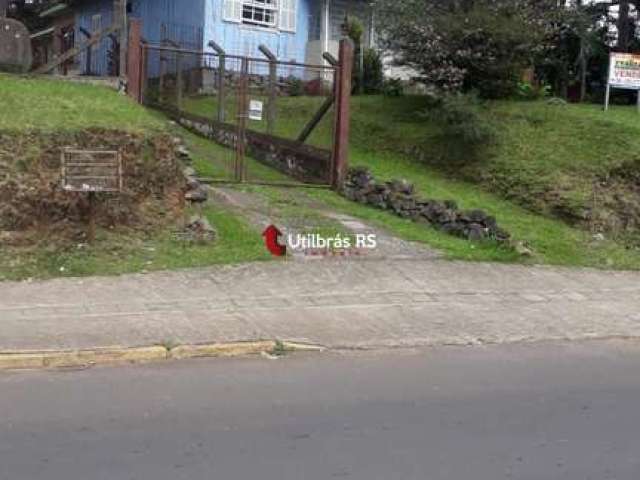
[0,340,326,371]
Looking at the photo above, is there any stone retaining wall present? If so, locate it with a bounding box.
[343,167,510,243]
[161,107,332,185]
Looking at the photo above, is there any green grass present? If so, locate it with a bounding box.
[0,205,270,281]
[184,94,640,204]
[6,74,633,274]
[0,74,271,281]
[0,74,167,133]
[183,94,335,148]
[183,94,640,269]
[309,166,637,268]
[479,101,640,213]
[178,128,288,183]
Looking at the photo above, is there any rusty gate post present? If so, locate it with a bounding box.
[159,52,166,102]
[218,52,226,123]
[332,39,353,190]
[140,40,148,104]
[258,44,277,135]
[176,51,183,111]
[158,24,167,103]
[235,57,250,182]
[126,18,142,102]
[209,41,226,123]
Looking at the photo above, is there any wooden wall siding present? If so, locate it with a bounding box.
[203,0,311,63]
[74,0,370,77]
[75,0,114,75]
[132,0,205,48]
[134,0,204,78]
[75,0,205,76]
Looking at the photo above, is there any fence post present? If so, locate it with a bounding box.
[235,58,250,182]
[140,41,148,104]
[158,24,167,103]
[52,25,63,74]
[176,51,183,111]
[126,18,142,102]
[209,41,226,123]
[259,44,277,134]
[332,39,353,189]
[159,53,166,102]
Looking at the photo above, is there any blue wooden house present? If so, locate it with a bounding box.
[52,0,375,76]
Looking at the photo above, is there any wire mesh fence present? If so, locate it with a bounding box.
[141,44,338,185]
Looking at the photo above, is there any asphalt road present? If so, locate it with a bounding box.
[1,341,640,480]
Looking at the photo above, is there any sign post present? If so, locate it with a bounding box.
[61,149,123,243]
[605,52,640,112]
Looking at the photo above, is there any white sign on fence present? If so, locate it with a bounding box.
[605,52,640,112]
[249,100,263,121]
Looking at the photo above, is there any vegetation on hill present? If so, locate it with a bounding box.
[184,93,640,269]
[2,73,639,276]
[0,75,268,280]
[0,74,166,132]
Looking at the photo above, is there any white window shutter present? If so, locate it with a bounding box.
[223,0,243,23]
[279,0,297,32]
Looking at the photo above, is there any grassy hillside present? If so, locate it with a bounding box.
[184,94,640,269]
[3,74,638,275]
[189,94,640,229]
[0,75,269,280]
[0,74,167,132]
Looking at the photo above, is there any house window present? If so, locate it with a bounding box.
[223,0,296,32]
[242,0,277,28]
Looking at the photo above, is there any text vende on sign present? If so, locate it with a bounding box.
[609,53,640,88]
[605,53,640,112]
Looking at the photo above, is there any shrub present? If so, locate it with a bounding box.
[285,76,304,96]
[383,78,404,97]
[423,93,497,146]
[362,48,384,94]
[516,81,551,101]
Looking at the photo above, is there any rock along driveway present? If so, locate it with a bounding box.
[1,258,639,352]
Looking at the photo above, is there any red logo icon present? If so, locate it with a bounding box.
[262,225,287,257]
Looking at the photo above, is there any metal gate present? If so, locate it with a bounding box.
[139,40,351,188]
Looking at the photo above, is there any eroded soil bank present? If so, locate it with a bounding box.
[0,128,183,247]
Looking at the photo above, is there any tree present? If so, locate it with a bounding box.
[374,0,563,98]
[617,0,632,51]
